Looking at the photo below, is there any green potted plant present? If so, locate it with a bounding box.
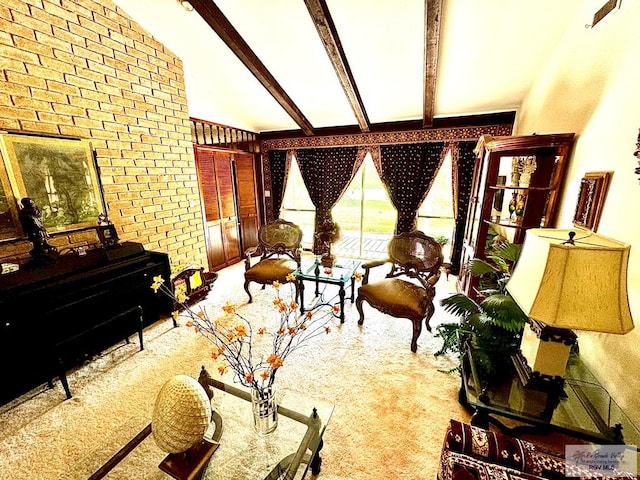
[434,240,527,382]
[434,234,450,247]
[433,234,452,277]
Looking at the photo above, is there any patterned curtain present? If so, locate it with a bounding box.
[267,149,290,219]
[295,146,364,253]
[375,142,446,234]
[449,140,477,275]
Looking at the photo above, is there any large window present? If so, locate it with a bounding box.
[416,149,454,260]
[332,153,395,260]
[280,153,396,258]
[280,156,315,249]
[280,148,455,261]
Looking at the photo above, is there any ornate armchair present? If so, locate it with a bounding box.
[243,219,303,303]
[355,231,443,352]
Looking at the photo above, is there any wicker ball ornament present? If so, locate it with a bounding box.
[152,375,212,454]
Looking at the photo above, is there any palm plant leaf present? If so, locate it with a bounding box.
[486,255,510,275]
[434,239,525,381]
[478,287,501,296]
[479,294,527,331]
[440,293,481,318]
[464,313,486,331]
[467,258,499,276]
[482,242,523,276]
[494,242,523,263]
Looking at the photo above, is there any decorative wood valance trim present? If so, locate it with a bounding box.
[261,123,513,222]
[260,124,512,152]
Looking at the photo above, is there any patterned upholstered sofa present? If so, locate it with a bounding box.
[438,419,638,480]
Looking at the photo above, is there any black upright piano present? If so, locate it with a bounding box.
[0,242,171,406]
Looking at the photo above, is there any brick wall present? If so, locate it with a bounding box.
[0,0,206,269]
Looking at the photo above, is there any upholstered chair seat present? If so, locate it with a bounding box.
[245,258,299,285]
[243,219,303,303]
[356,231,443,352]
[357,278,428,321]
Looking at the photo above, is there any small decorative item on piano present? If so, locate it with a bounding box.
[18,197,59,265]
[1,263,19,275]
[96,213,119,248]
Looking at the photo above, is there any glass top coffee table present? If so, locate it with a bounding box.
[76,378,333,480]
[294,257,361,323]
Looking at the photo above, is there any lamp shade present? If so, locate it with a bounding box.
[506,228,634,334]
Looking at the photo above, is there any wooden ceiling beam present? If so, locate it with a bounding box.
[423,0,443,128]
[189,0,315,136]
[304,0,370,133]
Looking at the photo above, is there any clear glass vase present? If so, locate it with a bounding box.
[251,386,278,435]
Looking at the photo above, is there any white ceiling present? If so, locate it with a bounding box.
[111,0,592,134]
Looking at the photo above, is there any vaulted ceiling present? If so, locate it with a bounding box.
[111,0,588,136]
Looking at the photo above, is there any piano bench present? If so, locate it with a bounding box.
[52,305,144,399]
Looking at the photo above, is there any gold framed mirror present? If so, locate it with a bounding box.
[573,171,612,232]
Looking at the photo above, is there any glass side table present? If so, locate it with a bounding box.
[460,341,640,450]
[294,257,361,323]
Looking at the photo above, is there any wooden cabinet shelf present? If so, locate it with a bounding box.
[456,133,575,299]
[484,219,528,230]
[489,185,552,192]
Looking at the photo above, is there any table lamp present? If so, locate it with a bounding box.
[506,228,634,391]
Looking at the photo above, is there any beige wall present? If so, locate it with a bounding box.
[514,1,640,422]
[0,0,207,270]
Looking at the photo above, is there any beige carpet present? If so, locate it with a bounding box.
[0,260,471,479]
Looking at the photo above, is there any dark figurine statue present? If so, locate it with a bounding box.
[18,197,58,265]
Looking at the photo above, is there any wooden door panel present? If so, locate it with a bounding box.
[194,147,259,269]
[222,217,240,263]
[214,152,236,219]
[234,152,259,251]
[206,222,225,270]
[195,146,224,272]
[240,215,258,250]
[235,153,258,216]
[194,148,221,222]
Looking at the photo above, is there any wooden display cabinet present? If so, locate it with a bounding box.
[457,133,575,299]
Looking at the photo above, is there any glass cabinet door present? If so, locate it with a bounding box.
[484,151,562,246]
[465,157,488,251]
[458,133,575,300]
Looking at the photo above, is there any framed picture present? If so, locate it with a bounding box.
[573,171,612,232]
[0,132,105,239]
[97,223,119,248]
